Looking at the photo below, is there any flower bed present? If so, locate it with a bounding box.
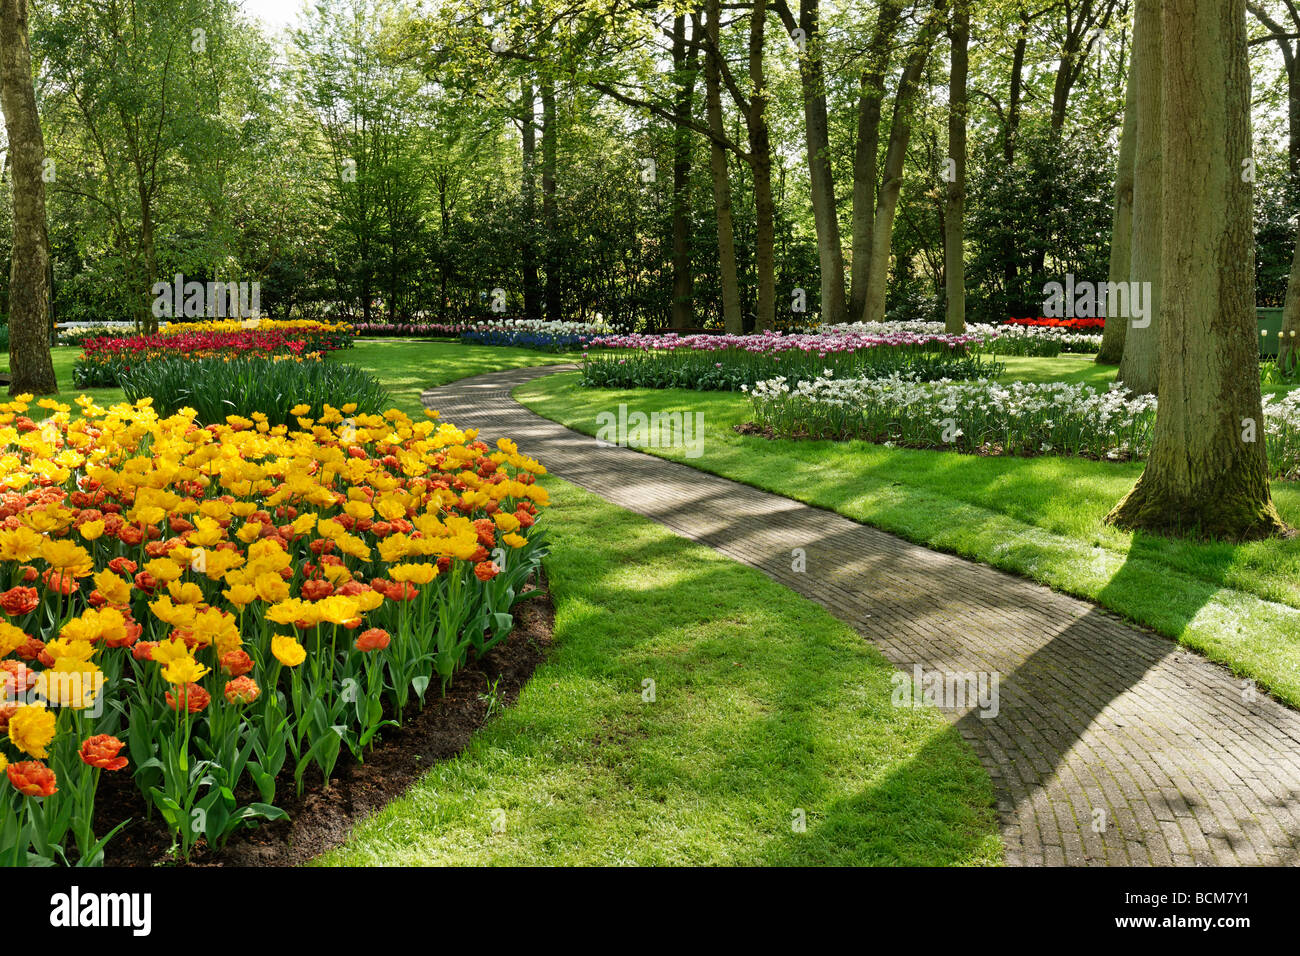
[1005,316,1105,330]
[580,329,999,391]
[354,322,471,338]
[460,319,608,352]
[73,326,355,389]
[0,393,548,865]
[117,355,391,427]
[160,318,356,351]
[828,320,1102,357]
[744,374,1156,460]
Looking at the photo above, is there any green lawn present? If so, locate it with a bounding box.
[319,477,1001,866]
[344,339,566,417]
[515,362,1300,710]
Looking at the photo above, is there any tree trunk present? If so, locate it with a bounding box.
[848,0,902,321]
[1116,0,1160,394]
[702,1,742,333]
[520,79,541,321]
[1107,0,1286,541]
[943,0,969,334]
[670,14,696,330]
[1097,52,1137,365]
[777,0,845,324]
[1281,234,1300,370]
[1,0,55,396]
[1005,12,1028,164]
[541,77,560,323]
[860,21,935,325]
[748,0,775,332]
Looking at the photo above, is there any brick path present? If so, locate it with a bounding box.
[425,365,1300,866]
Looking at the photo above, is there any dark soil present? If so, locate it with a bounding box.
[97,583,554,867]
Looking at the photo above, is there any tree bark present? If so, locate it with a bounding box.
[670,14,696,330]
[776,0,845,324]
[848,0,902,321]
[1097,51,1137,365]
[1005,11,1028,164]
[520,79,541,321]
[0,0,56,396]
[1116,0,1161,394]
[701,1,742,333]
[944,0,969,334]
[541,77,560,323]
[860,12,938,325]
[1107,0,1286,541]
[748,0,776,332]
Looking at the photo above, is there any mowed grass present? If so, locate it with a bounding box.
[318,478,1001,866]
[343,339,566,417]
[515,361,1300,709]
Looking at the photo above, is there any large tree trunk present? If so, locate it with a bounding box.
[520,79,541,321]
[1,0,55,396]
[1116,0,1161,394]
[670,14,696,331]
[848,0,902,321]
[748,0,776,332]
[1097,52,1137,365]
[701,2,742,333]
[541,77,560,323]
[860,22,935,325]
[777,0,845,324]
[943,0,969,334]
[1107,0,1285,541]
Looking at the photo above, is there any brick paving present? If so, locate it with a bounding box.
[425,365,1300,866]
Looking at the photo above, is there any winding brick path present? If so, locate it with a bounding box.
[425,365,1300,866]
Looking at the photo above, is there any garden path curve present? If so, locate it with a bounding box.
[424,364,1300,866]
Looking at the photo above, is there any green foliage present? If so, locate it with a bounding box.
[116,356,390,425]
[965,124,1114,324]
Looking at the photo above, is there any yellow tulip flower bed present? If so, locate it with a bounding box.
[0,392,548,865]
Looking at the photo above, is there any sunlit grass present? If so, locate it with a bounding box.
[516,363,1300,708]
[318,479,1001,866]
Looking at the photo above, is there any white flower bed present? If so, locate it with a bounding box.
[477,318,609,337]
[744,373,1155,460]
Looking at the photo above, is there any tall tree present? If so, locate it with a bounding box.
[944,0,970,333]
[848,0,904,321]
[520,79,542,321]
[1,0,54,395]
[541,75,560,322]
[670,13,696,330]
[700,0,742,332]
[1097,51,1136,364]
[860,4,941,324]
[775,0,846,323]
[1108,0,1286,539]
[1115,0,1160,393]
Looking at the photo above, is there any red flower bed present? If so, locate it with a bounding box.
[81,329,316,359]
[1004,316,1105,330]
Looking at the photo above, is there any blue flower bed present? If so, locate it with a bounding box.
[459,328,593,352]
